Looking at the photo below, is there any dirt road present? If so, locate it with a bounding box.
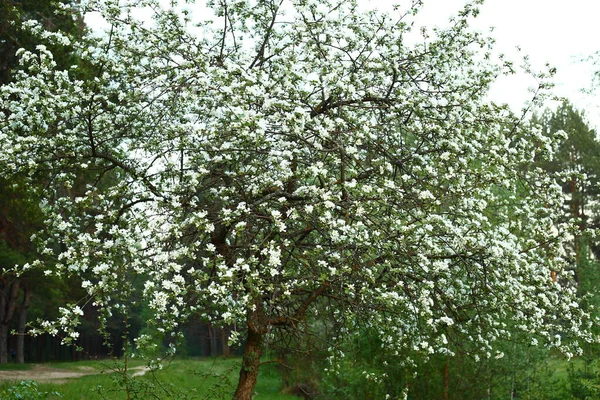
[0,364,148,383]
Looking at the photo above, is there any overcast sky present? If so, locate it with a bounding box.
[85,0,600,128]
[417,0,600,128]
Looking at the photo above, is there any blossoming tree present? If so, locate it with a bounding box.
[0,0,594,397]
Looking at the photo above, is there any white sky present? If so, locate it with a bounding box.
[415,0,600,128]
[85,0,600,129]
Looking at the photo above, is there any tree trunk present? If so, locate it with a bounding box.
[0,279,19,363]
[221,326,230,356]
[0,324,8,363]
[17,284,31,363]
[233,329,264,400]
[571,178,581,268]
[208,322,217,356]
[233,304,267,400]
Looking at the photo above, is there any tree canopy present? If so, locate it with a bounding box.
[0,0,594,397]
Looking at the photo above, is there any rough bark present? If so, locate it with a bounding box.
[17,284,31,363]
[233,303,267,400]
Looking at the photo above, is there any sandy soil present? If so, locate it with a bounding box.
[0,364,148,383]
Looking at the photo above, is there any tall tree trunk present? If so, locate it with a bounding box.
[570,177,583,286]
[208,322,217,356]
[221,326,230,356]
[0,324,8,363]
[0,279,19,363]
[17,284,31,363]
[571,178,580,263]
[233,303,267,400]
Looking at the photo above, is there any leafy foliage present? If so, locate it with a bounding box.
[0,380,61,400]
[0,0,595,396]
[0,0,83,85]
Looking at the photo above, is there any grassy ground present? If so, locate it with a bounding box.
[0,363,32,371]
[2,355,587,399]
[0,357,299,399]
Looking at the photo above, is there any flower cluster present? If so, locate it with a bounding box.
[0,0,594,394]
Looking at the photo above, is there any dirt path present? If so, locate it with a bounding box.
[0,364,148,383]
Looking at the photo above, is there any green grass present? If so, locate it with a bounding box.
[0,357,300,399]
[1,355,593,399]
[548,357,580,381]
[0,363,33,371]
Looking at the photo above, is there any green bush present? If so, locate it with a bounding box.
[567,363,600,400]
[1,380,61,400]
